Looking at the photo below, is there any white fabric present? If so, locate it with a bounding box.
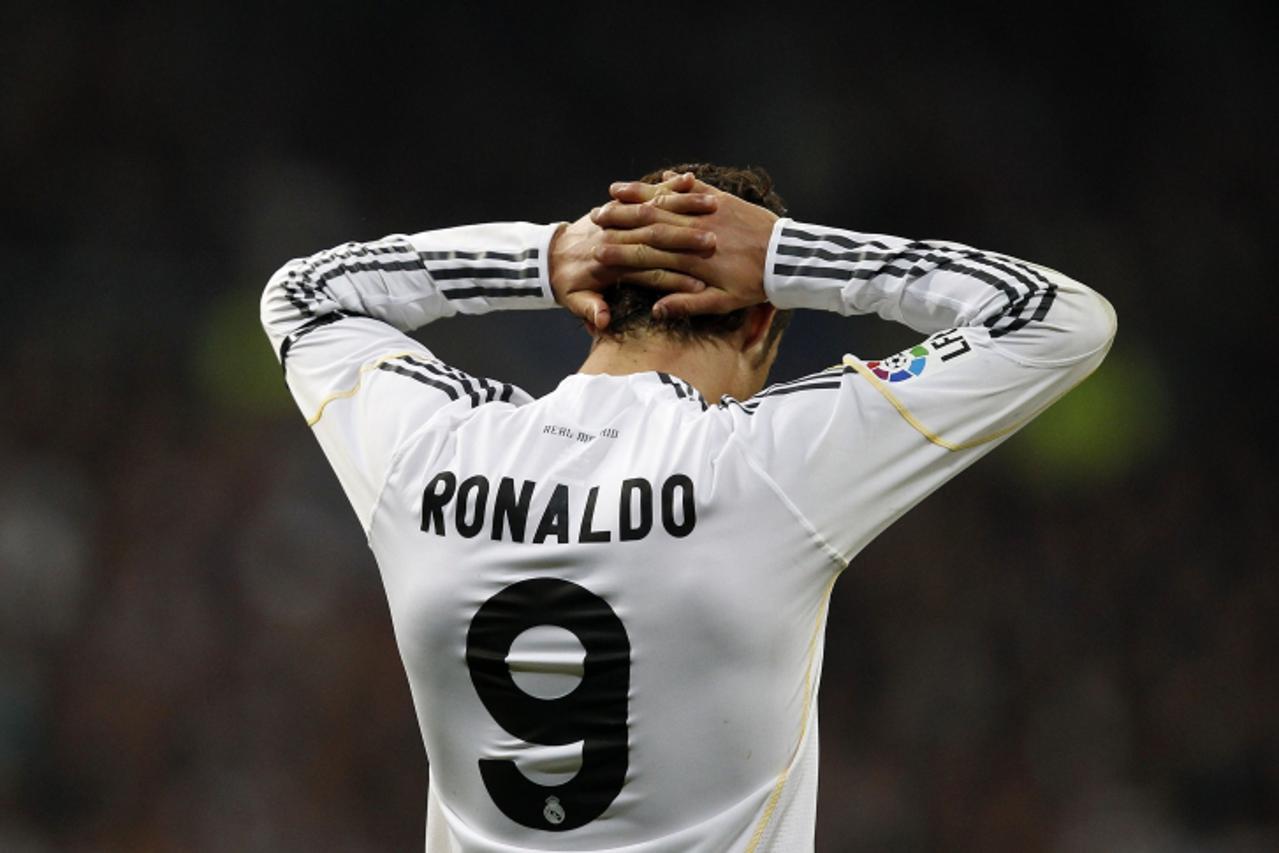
[261,217,1115,852]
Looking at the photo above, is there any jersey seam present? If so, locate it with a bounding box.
[745,572,837,851]
[303,349,432,427]
[363,407,466,544]
[726,432,849,571]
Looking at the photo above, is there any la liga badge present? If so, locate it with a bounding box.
[866,345,929,382]
[866,330,973,383]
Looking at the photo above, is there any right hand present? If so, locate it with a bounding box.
[592,172,779,319]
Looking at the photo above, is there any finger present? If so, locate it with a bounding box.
[616,268,706,293]
[562,290,611,330]
[609,181,661,203]
[648,192,717,215]
[650,289,743,320]
[591,201,660,228]
[592,199,716,229]
[660,174,720,198]
[609,171,694,203]
[603,223,715,252]
[594,242,704,272]
[655,171,694,193]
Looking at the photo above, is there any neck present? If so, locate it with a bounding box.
[578,334,743,402]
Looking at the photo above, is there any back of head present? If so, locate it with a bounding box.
[602,163,793,350]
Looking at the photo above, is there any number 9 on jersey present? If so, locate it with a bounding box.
[465,578,631,831]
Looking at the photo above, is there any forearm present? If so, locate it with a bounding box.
[764,218,1116,365]
[261,222,560,362]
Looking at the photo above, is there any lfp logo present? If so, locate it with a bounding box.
[867,344,929,382]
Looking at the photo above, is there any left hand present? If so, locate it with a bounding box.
[549,173,718,330]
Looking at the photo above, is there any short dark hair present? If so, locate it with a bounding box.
[601,163,793,356]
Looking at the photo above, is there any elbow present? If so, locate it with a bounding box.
[1060,287,1117,371]
[260,260,302,353]
[1082,289,1118,358]
[999,281,1117,368]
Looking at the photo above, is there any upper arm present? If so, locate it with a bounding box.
[728,287,1114,562]
[269,311,526,535]
[259,224,554,533]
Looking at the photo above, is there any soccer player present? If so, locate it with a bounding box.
[260,164,1115,851]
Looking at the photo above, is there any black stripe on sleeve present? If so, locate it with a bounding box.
[775,250,1028,308]
[297,242,415,292]
[465,373,496,403]
[783,236,1060,339]
[308,240,414,272]
[428,266,540,282]
[307,258,424,280]
[278,310,356,371]
[475,375,514,406]
[753,365,845,395]
[743,379,844,407]
[775,243,889,264]
[988,284,1058,338]
[399,356,481,407]
[293,241,421,311]
[935,260,1023,305]
[418,248,539,263]
[771,263,862,281]
[375,362,460,400]
[290,257,425,318]
[440,284,545,300]
[281,271,319,318]
[377,356,523,409]
[776,229,1060,331]
[780,227,892,251]
[724,367,850,415]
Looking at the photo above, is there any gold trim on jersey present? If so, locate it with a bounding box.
[746,574,837,852]
[305,350,429,426]
[844,356,1032,452]
[844,354,1106,452]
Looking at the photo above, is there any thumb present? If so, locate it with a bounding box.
[651,289,740,320]
[563,291,611,330]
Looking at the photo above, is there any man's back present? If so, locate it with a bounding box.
[378,371,836,851]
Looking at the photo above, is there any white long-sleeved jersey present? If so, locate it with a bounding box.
[261,217,1115,852]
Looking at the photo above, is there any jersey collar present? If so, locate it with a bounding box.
[564,371,710,410]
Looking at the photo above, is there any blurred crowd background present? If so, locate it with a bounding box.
[2,2,1275,851]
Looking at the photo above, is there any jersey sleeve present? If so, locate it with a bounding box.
[260,221,561,533]
[726,218,1118,565]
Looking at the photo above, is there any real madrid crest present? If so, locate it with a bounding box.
[543,796,566,826]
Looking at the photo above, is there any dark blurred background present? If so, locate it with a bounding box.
[2,2,1275,850]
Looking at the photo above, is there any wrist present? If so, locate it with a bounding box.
[762,217,809,309]
[547,222,570,305]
